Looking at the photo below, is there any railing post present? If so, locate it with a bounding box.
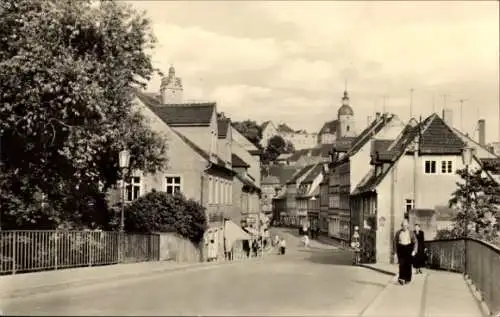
[89,232,93,267]
[54,231,58,270]
[12,231,17,275]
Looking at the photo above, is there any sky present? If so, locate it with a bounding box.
[128,1,499,143]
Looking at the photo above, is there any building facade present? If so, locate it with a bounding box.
[351,113,498,264]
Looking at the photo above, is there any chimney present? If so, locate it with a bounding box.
[442,108,453,127]
[375,112,381,121]
[478,119,486,146]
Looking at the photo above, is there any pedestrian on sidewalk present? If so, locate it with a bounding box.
[208,239,217,262]
[413,224,426,274]
[273,234,280,247]
[393,218,418,285]
[279,238,286,255]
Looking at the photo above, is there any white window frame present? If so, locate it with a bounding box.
[125,176,142,202]
[215,179,219,204]
[208,176,213,204]
[441,160,453,174]
[405,198,414,212]
[165,175,182,195]
[424,160,437,174]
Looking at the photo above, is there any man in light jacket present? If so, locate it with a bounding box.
[393,218,418,285]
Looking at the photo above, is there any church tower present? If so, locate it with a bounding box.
[160,65,183,104]
[337,90,356,138]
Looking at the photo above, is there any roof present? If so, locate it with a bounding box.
[319,120,339,135]
[287,143,333,162]
[333,137,356,152]
[136,90,216,127]
[453,128,499,158]
[261,121,272,130]
[234,173,260,192]
[301,164,323,184]
[172,130,233,175]
[232,154,250,168]
[234,173,261,193]
[264,165,300,185]
[286,164,316,184]
[419,114,464,154]
[261,175,280,185]
[150,104,215,126]
[347,114,395,156]
[217,118,230,138]
[277,123,295,133]
[353,113,468,195]
[249,149,262,155]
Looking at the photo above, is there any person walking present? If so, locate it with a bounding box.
[302,234,310,248]
[393,218,418,285]
[413,224,426,274]
[279,238,286,255]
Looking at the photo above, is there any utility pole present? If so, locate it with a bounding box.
[432,93,436,113]
[410,88,414,119]
[459,99,468,132]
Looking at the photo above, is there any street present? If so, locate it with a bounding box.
[0,230,392,316]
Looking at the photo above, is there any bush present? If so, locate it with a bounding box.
[124,191,208,245]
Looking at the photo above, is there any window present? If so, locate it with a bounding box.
[165,176,181,194]
[125,177,141,201]
[346,125,350,132]
[424,160,436,174]
[208,177,214,204]
[215,179,219,203]
[405,199,414,219]
[441,160,453,174]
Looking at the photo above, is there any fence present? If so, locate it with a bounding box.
[0,230,159,275]
[426,238,500,316]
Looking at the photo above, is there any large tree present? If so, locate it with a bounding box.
[0,0,167,229]
[232,120,262,148]
[438,166,500,243]
[261,135,290,165]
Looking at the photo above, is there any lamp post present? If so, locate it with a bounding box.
[118,150,131,233]
[461,146,474,276]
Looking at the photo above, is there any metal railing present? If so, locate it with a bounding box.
[0,230,159,275]
[426,238,500,316]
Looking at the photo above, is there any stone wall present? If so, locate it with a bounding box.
[158,233,202,263]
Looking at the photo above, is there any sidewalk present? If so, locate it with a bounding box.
[0,255,272,300]
[359,263,485,317]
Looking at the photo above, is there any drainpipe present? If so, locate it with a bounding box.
[389,168,396,264]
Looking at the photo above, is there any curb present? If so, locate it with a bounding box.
[358,264,397,277]
[464,275,492,317]
[0,256,272,300]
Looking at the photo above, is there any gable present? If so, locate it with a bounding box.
[217,118,230,138]
[419,115,464,154]
[132,96,206,163]
[319,120,338,135]
[231,127,259,151]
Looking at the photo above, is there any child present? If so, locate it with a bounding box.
[279,238,286,255]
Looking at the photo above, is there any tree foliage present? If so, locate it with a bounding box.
[124,191,208,244]
[0,0,168,229]
[440,167,500,242]
[261,134,294,165]
[232,120,262,148]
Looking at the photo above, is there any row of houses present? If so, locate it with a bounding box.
[114,66,264,233]
[269,110,500,264]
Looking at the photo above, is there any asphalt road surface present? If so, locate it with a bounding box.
[1,230,391,316]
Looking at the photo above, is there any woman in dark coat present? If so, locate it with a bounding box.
[413,224,426,274]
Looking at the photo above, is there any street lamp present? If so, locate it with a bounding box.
[118,149,131,233]
[461,146,475,276]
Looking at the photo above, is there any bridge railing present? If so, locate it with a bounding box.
[0,230,159,275]
[426,238,500,316]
